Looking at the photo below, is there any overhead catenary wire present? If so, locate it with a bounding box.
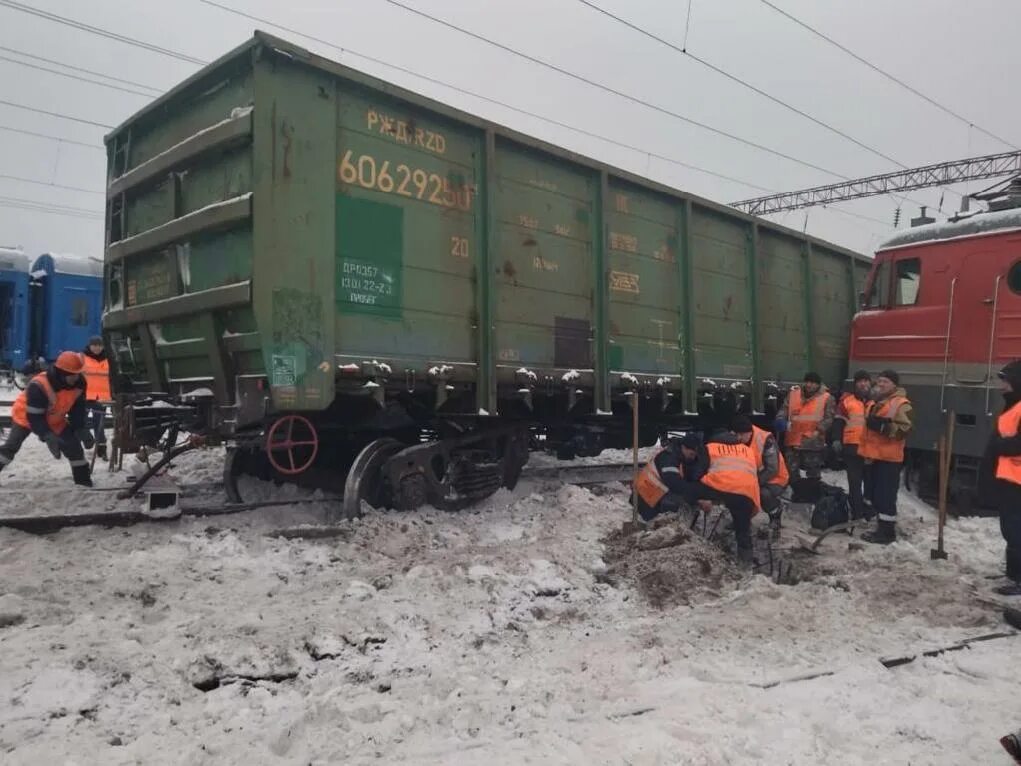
[571,0,959,208]
[0,0,207,66]
[0,52,157,98]
[0,44,163,94]
[378,0,851,180]
[0,173,104,195]
[0,98,113,129]
[0,195,103,219]
[0,123,102,150]
[197,0,776,194]
[758,0,1017,151]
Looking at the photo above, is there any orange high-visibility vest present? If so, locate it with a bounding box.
[858,395,910,463]
[786,387,831,447]
[701,442,761,512]
[751,425,789,487]
[11,373,82,435]
[996,400,1021,485]
[81,355,111,402]
[838,393,867,446]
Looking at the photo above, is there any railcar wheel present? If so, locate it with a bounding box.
[265,415,319,475]
[341,438,405,520]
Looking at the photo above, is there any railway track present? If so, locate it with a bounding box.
[0,461,642,535]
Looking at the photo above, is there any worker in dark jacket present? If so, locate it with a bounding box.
[833,370,874,519]
[634,434,706,521]
[985,360,1021,596]
[0,351,93,486]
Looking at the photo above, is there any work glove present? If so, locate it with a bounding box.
[43,432,62,460]
[866,415,891,434]
[832,440,842,456]
[77,429,96,450]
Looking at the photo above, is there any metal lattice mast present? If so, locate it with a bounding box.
[731,150,1021,215]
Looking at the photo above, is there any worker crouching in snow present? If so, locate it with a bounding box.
[0,351,94,487]
[634,434,707,521]
[636,430,761,563]
[731,415,789,528]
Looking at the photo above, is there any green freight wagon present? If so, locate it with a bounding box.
[103,31,871,512]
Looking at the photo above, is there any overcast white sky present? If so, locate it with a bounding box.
[0,0,1018,258]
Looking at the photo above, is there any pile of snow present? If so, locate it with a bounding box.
[0,440,1019,763]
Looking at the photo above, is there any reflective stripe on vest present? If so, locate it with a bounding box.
[839,394,867,446]
[752,426,789,487]
[858,395,908,463]
[10,373,81,435]
[634,448,671,507]
[701,442,761,512]
[996,401,1021,485]
[787,387,831,447]
[82,355,111,402]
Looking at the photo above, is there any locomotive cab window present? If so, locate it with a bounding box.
[1008,260,1021,294]
[864,259,891,308]
[894,258,921,306]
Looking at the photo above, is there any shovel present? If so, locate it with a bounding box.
[931,410,954,560]
[622,391,643,536]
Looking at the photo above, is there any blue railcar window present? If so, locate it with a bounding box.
[71,297,89,327]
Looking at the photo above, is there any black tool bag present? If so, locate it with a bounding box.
[810,484,851,530]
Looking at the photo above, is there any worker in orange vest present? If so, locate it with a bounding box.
[859,370,913,544]
[731,415,788,527]
[685,433,762,565]
[985,360,1021,596]
[82,335,110,460]
[0,351,93,486]
[776,371,835,481]
[634,434,707,521]
[833,370,874,520]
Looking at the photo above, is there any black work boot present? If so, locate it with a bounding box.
[737,546,755,568]
[994,581,1021,597]
[72,464,93,488]
[861,520,896,545]
[96,444,107,460]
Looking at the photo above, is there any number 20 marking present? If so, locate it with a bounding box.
[450,236,469,258]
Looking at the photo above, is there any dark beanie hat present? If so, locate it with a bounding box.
[680,433,701,449]
[853,369,871,382]
[998,360,1021,390]
[878,369,900,385]
[730,415,754,434]
[88,335,103,346]
[803,372,822,384]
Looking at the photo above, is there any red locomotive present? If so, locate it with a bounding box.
[849,188,1021,507]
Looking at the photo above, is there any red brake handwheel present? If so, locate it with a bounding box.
[265,414,319,475]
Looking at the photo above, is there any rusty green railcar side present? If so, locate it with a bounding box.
[103,32,869,503]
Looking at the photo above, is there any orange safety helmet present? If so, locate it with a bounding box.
[54,351,85,374]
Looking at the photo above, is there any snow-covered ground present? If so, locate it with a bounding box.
[1,437,1019,765]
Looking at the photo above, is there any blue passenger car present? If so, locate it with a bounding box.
[0,247,31,372]
[29,253,104,362]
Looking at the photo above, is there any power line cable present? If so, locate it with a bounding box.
[0,0,207,65]
[0,195,102,219]
[197,0,776,193]
[0,98,113,129]
[0,173,104,195]
[0,123,102,150]
[758,0,1017,150]
[378,0,851,180]
[571,0,960,206]
[0,44,163,93]
[0,53,155,98]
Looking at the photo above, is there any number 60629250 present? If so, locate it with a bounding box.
[339,150,474,212]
